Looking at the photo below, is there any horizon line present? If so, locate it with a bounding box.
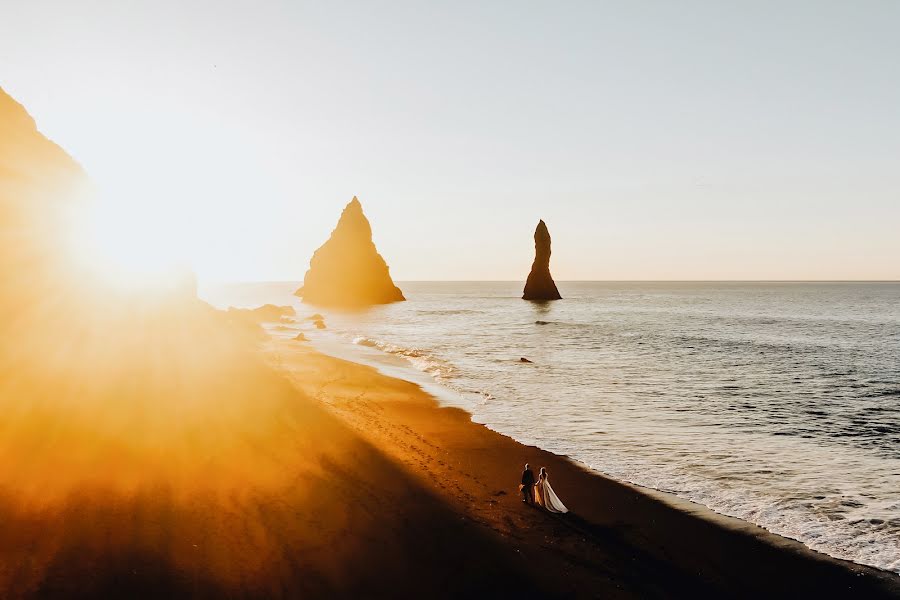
[200,279,900,285]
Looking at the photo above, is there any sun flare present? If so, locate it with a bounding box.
[72,194,196,294]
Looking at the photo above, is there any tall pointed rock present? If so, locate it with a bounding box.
[522,220,562,301]
[295,197,405,307]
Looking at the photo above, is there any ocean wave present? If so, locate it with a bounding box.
[352,336,379,348]
[351,336,458,380]
[346,335,505,409]
[862,387,900,399]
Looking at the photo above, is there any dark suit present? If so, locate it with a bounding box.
[521,468,535,503]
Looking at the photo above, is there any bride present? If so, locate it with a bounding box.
[534,467,568,513]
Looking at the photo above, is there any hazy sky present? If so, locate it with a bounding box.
[2,1,898,281]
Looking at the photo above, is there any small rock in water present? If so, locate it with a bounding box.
[306,313,324,321]
[535,320,550,325]
[314,320,326,329]
[519,357,533,363]
[294,333,309,342]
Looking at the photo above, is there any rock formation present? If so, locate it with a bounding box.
[522,220,562,301]
[0,86,91,323]
[226,304,296,323]
[295,197,405,307]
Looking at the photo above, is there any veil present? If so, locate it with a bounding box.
[541,477,568,514]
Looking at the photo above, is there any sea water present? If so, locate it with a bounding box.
[201,281,900,574]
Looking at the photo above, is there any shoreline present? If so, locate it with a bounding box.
[271,337,900,597]
[299,330,900,578]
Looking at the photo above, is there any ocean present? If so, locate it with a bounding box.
[201,281,900,574]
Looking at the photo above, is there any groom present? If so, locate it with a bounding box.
[520,463,535,504]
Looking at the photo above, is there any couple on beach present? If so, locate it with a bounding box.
[520,463,568,513]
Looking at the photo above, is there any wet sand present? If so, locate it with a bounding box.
[0,312,898,598]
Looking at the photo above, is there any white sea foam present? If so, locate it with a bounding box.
[351,335,459,383]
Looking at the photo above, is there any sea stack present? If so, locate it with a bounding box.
[295,197,405,307]
[522,220,562,301]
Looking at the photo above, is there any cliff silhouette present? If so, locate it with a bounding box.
[522,219,562,300]
[0,86,91,321]
[296,197,405,307]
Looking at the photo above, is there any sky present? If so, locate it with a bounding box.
[1,0,898,281]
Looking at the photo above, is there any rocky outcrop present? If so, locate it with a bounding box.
[0,86,91,319]
[295,197,405,307]
[522,220,562,301]
[227,304,296,323]
[0,87,85,185]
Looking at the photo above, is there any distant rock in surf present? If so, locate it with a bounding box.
[306,313,327,329]
[519,357,533,363]
[295,197,405,307]
[293,332,309,342]
[522,220,562,301]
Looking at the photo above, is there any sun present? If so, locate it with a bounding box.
[71,192,196,294]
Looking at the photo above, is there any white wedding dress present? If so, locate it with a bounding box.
[535,474,568,513]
